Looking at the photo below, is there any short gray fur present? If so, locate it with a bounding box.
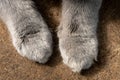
[0,0,53,63]
[0,0,102,72]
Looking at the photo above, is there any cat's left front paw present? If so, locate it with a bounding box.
[59,37,98,72]
[12,26,52,63]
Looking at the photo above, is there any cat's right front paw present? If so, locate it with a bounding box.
[12,28,52,63]
[59,37,98,72]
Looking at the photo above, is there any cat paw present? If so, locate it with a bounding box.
[12,27,52,63]
[59,37,98,72]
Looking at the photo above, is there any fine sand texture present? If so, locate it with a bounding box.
[0,0,120,80]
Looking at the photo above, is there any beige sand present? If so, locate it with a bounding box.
[0,0,120,80]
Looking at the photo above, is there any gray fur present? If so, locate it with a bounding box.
[58,0,102,72]
[0,0,102,72]
[0,0,53,63]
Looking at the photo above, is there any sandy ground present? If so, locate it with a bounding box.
[0,0,120,80]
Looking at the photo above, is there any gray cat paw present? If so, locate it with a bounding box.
[59,37,98,72]
[13,28,52,63]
